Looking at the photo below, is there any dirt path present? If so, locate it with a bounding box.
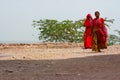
[0,44,120,80]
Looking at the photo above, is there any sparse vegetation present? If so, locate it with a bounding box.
[33,18,120,45]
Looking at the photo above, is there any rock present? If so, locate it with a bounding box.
[5,70,13,73]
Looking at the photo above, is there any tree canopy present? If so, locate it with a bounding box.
[33,18,119,45]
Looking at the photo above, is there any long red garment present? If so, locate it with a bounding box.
[93,18,107,49]
[84,14,93,49]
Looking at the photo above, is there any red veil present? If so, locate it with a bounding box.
[84,14,93,27]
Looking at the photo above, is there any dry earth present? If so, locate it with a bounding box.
[0,43,120,80]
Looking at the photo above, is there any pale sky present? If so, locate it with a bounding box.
[0,0,120,43]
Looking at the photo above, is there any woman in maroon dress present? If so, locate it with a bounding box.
[92,11,107,52]
[84,14,93,49]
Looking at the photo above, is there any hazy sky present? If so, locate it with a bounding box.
[0,0,120,43]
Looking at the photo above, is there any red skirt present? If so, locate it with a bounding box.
[84,28,92,49]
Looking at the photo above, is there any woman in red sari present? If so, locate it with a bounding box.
[92,11,107,52]
[84,14,93,49]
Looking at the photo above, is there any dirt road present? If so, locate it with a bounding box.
[0,43,120,80]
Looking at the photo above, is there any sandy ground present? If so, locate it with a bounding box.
[0,43,120,80]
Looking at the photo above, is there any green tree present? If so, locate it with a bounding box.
[107,30,120,45]
[108,34,119,45]
[33,18,114,43]
[33,19,84,42]
[104,17,114,28]
[115,30,120,44]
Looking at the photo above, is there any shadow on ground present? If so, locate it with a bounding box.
[0,54,120,80]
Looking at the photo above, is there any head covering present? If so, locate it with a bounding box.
[86,14,93,19]
[84,14,93,27]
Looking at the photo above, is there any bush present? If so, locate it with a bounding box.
[33,19,84,42]
[33,18,116,45]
